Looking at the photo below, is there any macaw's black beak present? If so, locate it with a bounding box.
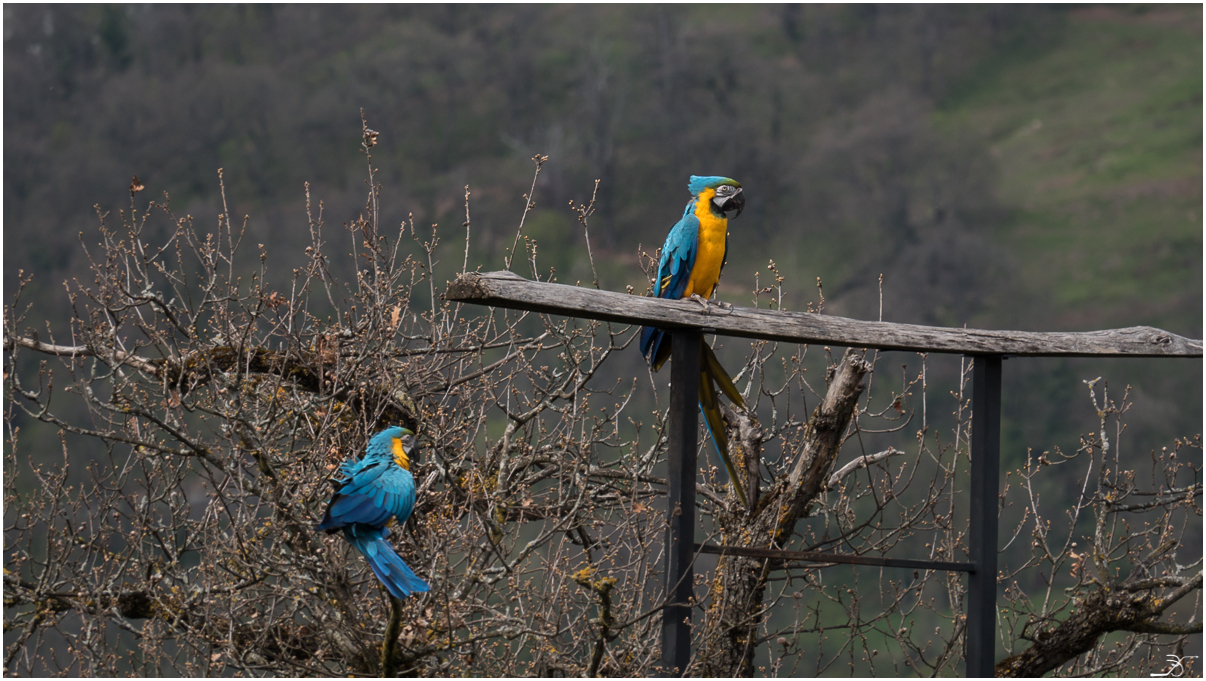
[715,187,745,219]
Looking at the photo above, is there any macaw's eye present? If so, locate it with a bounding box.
[401,434,416,449]
[715,185,735,196]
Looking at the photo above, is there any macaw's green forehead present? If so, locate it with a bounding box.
[373,426,414,443]
[688,175,741,195]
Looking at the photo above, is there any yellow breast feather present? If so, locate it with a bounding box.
[685,188,728,299]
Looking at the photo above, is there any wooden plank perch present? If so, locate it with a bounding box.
[445,271,1202,358]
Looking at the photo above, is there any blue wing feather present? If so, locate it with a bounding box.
[317,454,417,529]
[325,494,388,524]
[657,203,700,301]
[640,203,702,368]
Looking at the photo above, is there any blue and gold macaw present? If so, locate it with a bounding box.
[317,426,430,600]
[640,175,750,507]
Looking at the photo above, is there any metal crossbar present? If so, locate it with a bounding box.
[693,543,975,573]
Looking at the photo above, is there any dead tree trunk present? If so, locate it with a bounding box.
[697,348,872,676]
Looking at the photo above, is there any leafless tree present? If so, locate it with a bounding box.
[994,380,1202,676]
[5,120,1200,676]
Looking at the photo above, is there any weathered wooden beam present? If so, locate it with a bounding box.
[445,271,1202,358]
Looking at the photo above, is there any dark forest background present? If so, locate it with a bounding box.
[4,5,1199,325]
[3,8,1202,671]
[6,3,1201,463]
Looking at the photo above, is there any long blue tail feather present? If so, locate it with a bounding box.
[347,531,430,600]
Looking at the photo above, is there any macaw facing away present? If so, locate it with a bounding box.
[317,426,430,600]
[639,175,750,507]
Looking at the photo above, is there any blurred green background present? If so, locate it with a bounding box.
[6,2,1199,466]
[5,5,1200,334]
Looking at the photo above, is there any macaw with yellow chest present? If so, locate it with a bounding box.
[317,426,430,600]
[640,175,750,507]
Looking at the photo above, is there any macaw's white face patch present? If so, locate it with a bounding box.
[392,437,410,470]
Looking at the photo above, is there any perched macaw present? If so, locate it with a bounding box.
[317,426,430,600]
[640,175,750,507]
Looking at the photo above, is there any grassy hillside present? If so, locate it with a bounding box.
[928,5,1201,525]
[938,4,1202,336]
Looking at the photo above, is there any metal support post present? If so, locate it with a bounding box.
[966,354,1002,677]
[661,330,701,677]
